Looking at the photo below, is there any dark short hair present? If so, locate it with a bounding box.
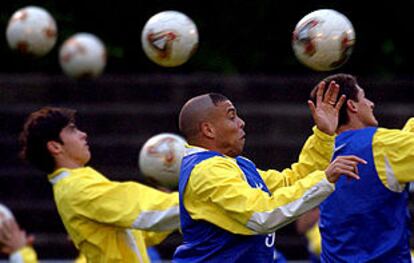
[310,73,360,126]
[209,93,229,106]
[19,107,76,173]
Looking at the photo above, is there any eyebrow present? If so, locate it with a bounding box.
[227,107,236,113]
[66,123,77,129]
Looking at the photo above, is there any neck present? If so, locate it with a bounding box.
[189,138,225,155]
[54,159,84,170]
[337,121,369,134]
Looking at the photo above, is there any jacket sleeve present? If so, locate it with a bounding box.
[402,117,414,132]
[373,127,414,187]
[68,179,180,232]
[259,126,335,193]
[184,156,334,235]
[141,230,173,247]
[9,246,37,263]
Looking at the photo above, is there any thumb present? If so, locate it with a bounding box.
[307,100,316,120]
[26,234,35,246]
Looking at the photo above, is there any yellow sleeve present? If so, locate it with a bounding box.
[402,118,414,132]
[141,230,173,247]
[184,156,334,235]
[259,126,335,192]
[373,127,414,187]
[67,174,179,231]
[9,246,37,263]
[73,253,87,263]
[305,223,321,256]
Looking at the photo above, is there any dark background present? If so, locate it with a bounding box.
[0,1,414,77]
[1,0,414,261]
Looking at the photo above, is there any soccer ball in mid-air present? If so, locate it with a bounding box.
[292,9,355,71]
[0,203,14,225]
[139,133,187,189]
[141,10,199,67]
[59,33,107,79]
[6,6,57,57]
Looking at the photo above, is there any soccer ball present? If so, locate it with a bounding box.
[0,203,14,225]
[6,6,57,57]
[59,33,107,79]
[139,133,186,189]
[292,9,355,71]
[141,10,199,67]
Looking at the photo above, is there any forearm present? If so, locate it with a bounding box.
[71,181,179,231]
[245,171,333,234]
[260,127,335,192]
[186,170,334,235]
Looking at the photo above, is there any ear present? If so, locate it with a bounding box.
[47,141,62,156]
[200,122,215,139]
[347,99,358,113]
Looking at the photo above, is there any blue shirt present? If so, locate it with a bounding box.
[320,127,411,262]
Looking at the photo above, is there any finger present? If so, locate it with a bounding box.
[315,81,325,106]
[1,246,11,254]
[307,100,316,119]
[336,155,367,165]
[334,167,360,180]
[327,81,339,103]
[323,81,337,104]
[27,234,35,246]
[333,163,359,177]
[334,158,364,168]
[335,95,346,111]
[341,170,360,180]
[348,156,367,165]
[2,220,13,240]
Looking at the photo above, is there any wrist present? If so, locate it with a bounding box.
[313,126,336,140]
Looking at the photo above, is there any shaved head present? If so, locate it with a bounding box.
[179,93,229,141]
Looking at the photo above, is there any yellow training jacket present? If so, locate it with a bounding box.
[48,167,179,263]
[373,117,414,189]
[184,126,336,235]
[9,246,37,263]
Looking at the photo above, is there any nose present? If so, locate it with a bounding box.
[80,130,87,140]
[369,99,375,109]
[238,117,245,129]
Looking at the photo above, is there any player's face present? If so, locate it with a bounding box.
[210,100,246,157]
[355,86,378,127]
[58,123,91,166]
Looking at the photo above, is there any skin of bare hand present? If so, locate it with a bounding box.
[308,80,346,135]
[0,218,30,255]
[325,155,367,183]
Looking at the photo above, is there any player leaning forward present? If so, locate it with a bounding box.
[173,82,365,262]
[19,107,179,263]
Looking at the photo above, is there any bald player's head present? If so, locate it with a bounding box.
[179,93,229,141]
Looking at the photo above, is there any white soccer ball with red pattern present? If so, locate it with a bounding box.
[141,10,199,67]
[6,6,57,57]
[139,133,187,188]
[292,9,355,71]
[59,33,107,79]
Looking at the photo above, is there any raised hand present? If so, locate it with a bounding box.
[325,155,367,183]
[0,217,34,255]
[308,81,346,135]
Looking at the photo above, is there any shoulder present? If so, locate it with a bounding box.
[402,118,414,132]
[194,155,239,172]
[374,127,413,146]
[189,156,243,186]
[55,167,109,196]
